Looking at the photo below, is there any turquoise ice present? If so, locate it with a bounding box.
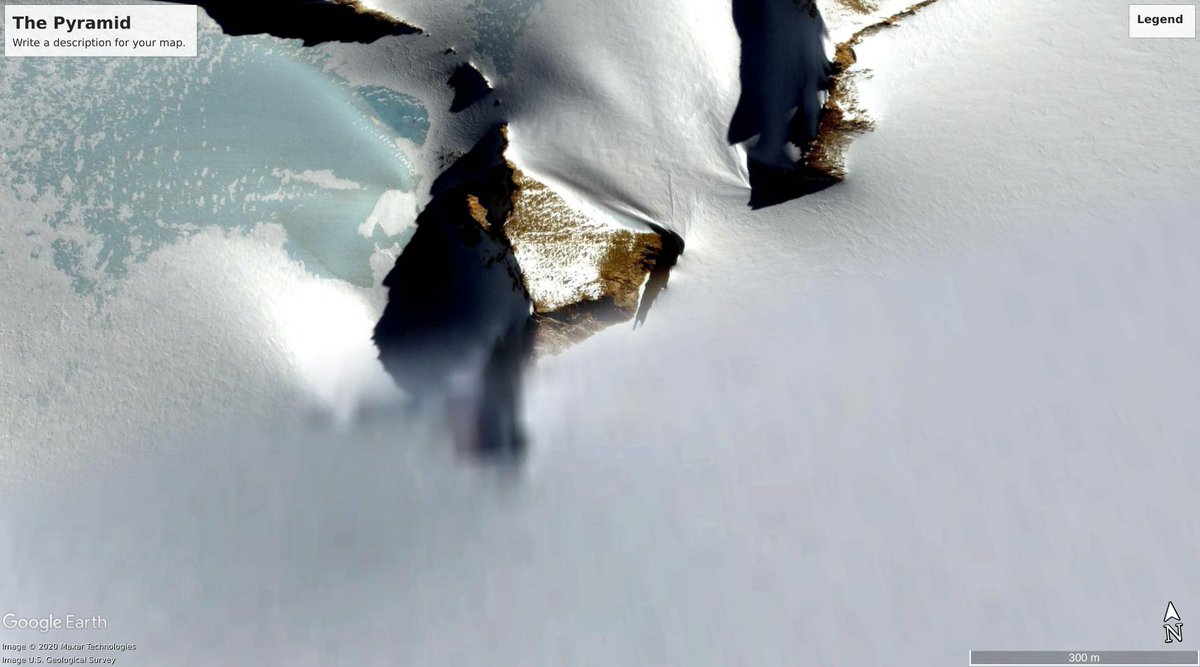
[0,23,428,295]
[468,0,544,76]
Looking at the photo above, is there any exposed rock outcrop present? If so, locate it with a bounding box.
[729,0,838,208]
[730,0,940,208]
[437,125,682,349]
[801,0,941,184]
[374,124,682,455]
[505,168,683,352]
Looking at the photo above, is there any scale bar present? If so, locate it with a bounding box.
[970,651,1199,666]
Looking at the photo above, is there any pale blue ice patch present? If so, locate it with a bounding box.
[468,0,544,76]
[356,85,430,146]
[0,23,427,295]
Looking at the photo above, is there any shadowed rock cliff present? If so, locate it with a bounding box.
[373,126,533,457]
[730,0,943,208]
[448,63,494,112]
[374,125,683,455]
[169,0,421,46]
[729,0,837,208]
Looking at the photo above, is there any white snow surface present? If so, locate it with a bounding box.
[821,0,932,40]
[2,0,1199,665]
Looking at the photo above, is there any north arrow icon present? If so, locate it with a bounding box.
[1165,601,1182,623]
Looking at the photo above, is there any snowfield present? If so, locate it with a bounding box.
[2,0,1198,665]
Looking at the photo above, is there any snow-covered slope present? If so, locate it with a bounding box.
[2,0,1199,665]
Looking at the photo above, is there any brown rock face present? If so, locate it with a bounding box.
[373,124,683,455]
[441,124,683,353]
[505,168,679,352]
[802,0,943,181]
[731,0,942,207]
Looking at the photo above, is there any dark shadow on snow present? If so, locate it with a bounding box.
[634,223,685,328]
[728,0,838,208]
[373,126,533,459]
[170,0,421,46]
[745,160,842,209]
[448,63,494,112]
